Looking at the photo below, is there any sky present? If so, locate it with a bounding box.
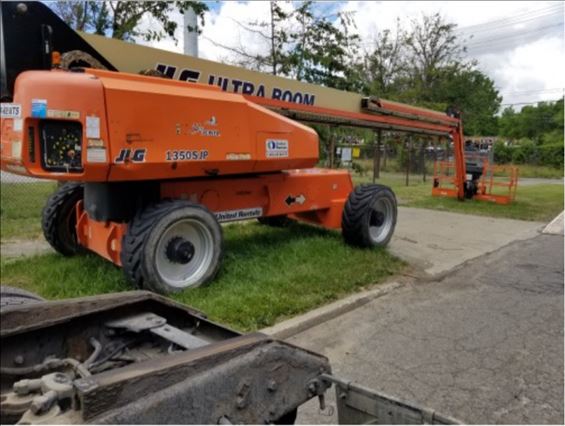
[139,1,565,110]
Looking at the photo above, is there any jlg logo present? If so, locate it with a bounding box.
[114,148,147,163]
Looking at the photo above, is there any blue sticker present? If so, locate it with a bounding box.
[31,99,47,118]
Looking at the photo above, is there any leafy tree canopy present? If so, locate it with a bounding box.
[51,1,208,43]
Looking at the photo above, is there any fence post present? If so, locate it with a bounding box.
[421,139,426,183]
[329,126,336,169]
[405,136,411,186]
[373,129,382,183]
[383,137,387,171]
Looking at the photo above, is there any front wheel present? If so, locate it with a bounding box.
[342,184,397,248]
[121,200,223,294]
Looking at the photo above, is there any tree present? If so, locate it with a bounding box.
[498,98,564,144]
[51,1,96,32]
[435,68,501,135]
[357,20,407,96]
[210,1,360,89]
[51,1,208,44]
[402,13,472,102]
[286,2,360,90]
[203,1,291,75]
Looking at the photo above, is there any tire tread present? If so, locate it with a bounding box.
[41,183,84,256]
[342,184,397,248]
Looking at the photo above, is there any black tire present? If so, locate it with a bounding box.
[342,184,397,248]
[0,286,45,311]
[257,215,292,227]
[121,200,223,295]
[42,182,84,256]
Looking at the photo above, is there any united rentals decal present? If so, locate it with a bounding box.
[215,207,263,222]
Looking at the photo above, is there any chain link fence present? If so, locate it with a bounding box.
[1,171,57,242]
[322,133,457,185]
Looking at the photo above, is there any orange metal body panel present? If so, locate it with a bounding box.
[76,169,353,265]
[161,168,353,229]
[1,69,318,182]
[1,70,109,180]
[75,201,126,265]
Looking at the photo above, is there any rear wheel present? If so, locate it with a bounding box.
[121,200,223,294]
[342,184,397,248]
[42,183,84,256]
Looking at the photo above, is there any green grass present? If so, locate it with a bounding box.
[499,163,563,179]
[0,222,404,331]
[353,172,563,222]
[352,158,564,179]
[1,182,57,240]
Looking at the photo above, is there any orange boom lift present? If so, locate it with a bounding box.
[0,2,508,294]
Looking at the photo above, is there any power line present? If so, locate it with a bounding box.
[465,23,564,49]
[457,11,563,38]
[499,88,564,95]
[500,99,564,106]
[456,4,563,33]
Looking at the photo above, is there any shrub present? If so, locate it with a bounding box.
[538,144,564,169]
[493,141,512,164]
[541,129,564,146]
[512,140,536,164]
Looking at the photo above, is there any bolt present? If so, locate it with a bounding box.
[16,3,28,15]
[14,355,24,365]
[14,379,31,395]
[30,390,57,414]
[267,379,277,392]
[53,373,69,384]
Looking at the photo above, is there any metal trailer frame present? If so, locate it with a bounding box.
[1,291,461,425]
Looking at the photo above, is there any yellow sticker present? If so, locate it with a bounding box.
[87,138,105,147]
[47,109,80,119]
[352,147,361,158]
[226,152,251,161]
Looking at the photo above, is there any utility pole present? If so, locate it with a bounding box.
[183,6,198,57]
[270,1,277,75]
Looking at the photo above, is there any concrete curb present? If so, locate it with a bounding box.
[261,278,407,339]
[543,211,564,235]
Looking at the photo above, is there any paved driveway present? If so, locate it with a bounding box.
[292,234,564,424]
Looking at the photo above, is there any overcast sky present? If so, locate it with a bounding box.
[140,1,565,110]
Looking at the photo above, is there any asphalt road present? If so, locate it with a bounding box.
[293,234,564,424]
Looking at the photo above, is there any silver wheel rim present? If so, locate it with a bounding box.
[155,218,215,289]
[368,197,394,244]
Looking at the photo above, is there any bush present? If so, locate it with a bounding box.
[538,144,564,169]
[493,141,512,164]
[541,129,564,146]
[512,140,536,164]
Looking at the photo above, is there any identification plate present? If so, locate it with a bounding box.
[0,103,21,118]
